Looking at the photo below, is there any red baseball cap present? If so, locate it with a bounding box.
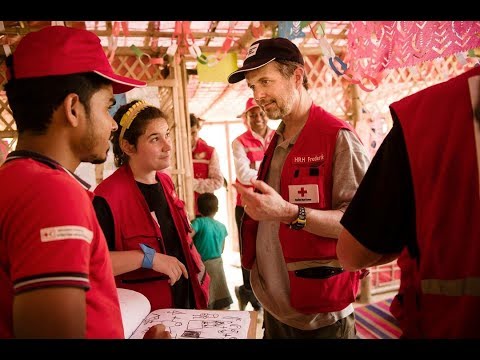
[237,97,260,118]
[12,26,146,94]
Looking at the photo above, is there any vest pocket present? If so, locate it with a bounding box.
[287,270,356,314]
[121,228,160,252]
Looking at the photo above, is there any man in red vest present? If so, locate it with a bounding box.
[228,37,370,339]
[190,114,224,215]
[337,66,480,338]
[232,98,275,311]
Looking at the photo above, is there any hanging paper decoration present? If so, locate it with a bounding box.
[251,21,264,38]
[120,22,129,36]
[291,21,306,39]
[278,21,307,41]
[129,44,163,67]
[347,21,480,81]
[216,21,236,62]
[107,22,122,63]
[167,21,199,64]
[197,52,238,82]
[309,22,379,92]
[150,21,161,50]
[300,21,312,30]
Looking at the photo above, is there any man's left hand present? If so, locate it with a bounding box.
[233,179,297,223]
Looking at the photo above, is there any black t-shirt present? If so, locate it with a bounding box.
[93,180,195,309]
[340,117,419,259]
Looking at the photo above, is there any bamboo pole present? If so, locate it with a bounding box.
[223,122,238,251]
[350,83,362,128]
[171,58,195,219]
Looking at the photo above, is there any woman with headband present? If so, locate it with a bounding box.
[93,100,210,311]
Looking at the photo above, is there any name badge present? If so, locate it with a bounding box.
[288,184,319,204]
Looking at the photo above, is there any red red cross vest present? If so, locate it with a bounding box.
[192,138,214,214]
[95,165,210,310]
[234,128,275,206]
[389,66,480,338]
[241,103,363,314]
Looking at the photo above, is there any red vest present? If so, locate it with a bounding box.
[241,103,363,313]
[95,165,210,310]
[192,138,214,214]
[389,66,480,338]
[234,128,275,206]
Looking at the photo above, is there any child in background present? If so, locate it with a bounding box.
[191,193,233,310]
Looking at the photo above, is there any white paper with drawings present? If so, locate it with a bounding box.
[130,308,251,339]
[117,288,151,339]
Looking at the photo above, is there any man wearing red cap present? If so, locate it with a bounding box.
[229,37,370,338]
[0,26,169,339]
[231,97,274,311]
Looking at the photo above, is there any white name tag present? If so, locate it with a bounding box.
[288,184,319,204]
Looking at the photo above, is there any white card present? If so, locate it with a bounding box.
[288,184,319,204]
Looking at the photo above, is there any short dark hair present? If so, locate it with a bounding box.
[112,100,166,167]
[190,113,204,128]
[274,60,309,90]
[4,55,112,134]
[197,192,219,217]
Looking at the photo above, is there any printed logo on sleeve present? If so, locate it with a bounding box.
[40,225,93,244]
[288,184,319,204]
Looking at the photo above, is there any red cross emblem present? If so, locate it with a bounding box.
[298,187,308,197]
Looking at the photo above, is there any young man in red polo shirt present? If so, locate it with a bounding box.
[0,26,169,339]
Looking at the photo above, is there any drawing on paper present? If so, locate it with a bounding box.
[129,308,251,339]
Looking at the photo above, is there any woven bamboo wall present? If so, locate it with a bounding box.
[304,53,469,128]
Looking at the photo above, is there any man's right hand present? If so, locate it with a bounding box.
[143,324,172,339]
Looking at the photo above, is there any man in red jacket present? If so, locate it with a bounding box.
[228,37,370,339]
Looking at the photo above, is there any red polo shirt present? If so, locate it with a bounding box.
[0,152,123,338]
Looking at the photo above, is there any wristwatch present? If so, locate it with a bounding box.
[139,243,156,269]
[289,205,306,230]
